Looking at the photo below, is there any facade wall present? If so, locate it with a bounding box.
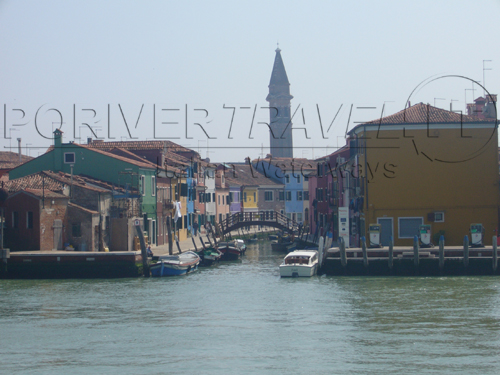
[257,186,285,213]
[216,188,230,223]
[359,125,499,246]
[4,193,41,251]
[242,187,258,212]
[229,186,241,214]
[66,205,99,251]
[39,198,69,250]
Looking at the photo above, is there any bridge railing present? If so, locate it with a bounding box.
[219,210,300,234]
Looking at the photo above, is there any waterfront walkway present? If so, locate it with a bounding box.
[152,226,279,256]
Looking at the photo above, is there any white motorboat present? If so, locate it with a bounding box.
[279,250,319,277]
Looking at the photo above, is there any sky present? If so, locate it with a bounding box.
[1,0,499,163]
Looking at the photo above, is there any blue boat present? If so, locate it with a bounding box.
[150,251,200,277]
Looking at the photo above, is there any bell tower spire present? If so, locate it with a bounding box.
[266,47,293,158]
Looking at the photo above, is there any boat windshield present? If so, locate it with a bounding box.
[284,256,310,265]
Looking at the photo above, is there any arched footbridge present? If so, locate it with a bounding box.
[214,211,301,237]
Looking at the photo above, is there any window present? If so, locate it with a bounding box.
[12,212,18,229]
[141,175,145,196]
[285,174,290,184]
[316,188,324,201]
[226,195,229,205]
[304,191,309,201]
[72,223,81,237]
[304,175,309,182]
[199,192,205,202]
[244,192,247,202]
[297,213,302,222]
[265,191,274,201]
[286,191,292,201]
[180,183,188,197]
[26,212,33,229]
[151,176,156,196]
[297,191,303,201]
[229,192,233,203]
[253,192,256,202]
[205,192,211,202]
[296,175,301,183]
[218,195,220,205]
[212,193,216,202]
[434,212,445,222]
[279,191,285,201]
[398,217,424,238]
[64,152,75,164]
[222,195,225,205]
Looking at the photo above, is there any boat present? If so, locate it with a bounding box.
[279,250,319,277]
[271,234,294,252]
[217,239,245,260]
[150,251,200,277]
[247,235,258,243]
[197,247,222,266]
[268,234,278,241]
[235,239,247,254]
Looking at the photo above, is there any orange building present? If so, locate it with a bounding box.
[347,102,499,246]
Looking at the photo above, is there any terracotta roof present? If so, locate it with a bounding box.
[362,102,495,125]
[42,171,110,193]
[225,164,283,187]
[24,188,68,199]
[86,140,192,153]
[0,151,34,169]
[252,157,318,173]
[4,172,65,193]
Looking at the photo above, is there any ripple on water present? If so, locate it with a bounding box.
[2,243,500,374]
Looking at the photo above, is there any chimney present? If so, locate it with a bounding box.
[17,138,21,163]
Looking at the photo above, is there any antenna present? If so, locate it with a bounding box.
[483,60,492,97]
[434,98,445,107]
[450,99,458,112]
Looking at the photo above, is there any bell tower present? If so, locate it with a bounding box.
[266,47,293,158]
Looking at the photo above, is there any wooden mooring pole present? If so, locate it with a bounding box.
[340,237,347,268]
[493,236,498,272]
[439,235,445,270]
[388,236,393,269]
[135,224,150,277]
[463,235,469,268]
[361,236,368,267]
[413,235,419,267]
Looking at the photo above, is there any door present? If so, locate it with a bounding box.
[53,219,63,250]
[377,217,393,246]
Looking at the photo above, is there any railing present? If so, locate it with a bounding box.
[217,210,300,235]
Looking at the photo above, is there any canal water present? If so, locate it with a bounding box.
[2,241,500,374]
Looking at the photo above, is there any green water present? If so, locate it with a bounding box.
[1,242,500,374]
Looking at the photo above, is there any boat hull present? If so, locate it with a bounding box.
[279,264,317,277]
[219,247,241,261]
[150,252,200,277]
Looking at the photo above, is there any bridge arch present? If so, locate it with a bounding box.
[215,211,301,236]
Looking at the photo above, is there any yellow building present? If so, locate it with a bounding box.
[348,102,499,246]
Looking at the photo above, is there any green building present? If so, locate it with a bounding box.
[9,129,158,240]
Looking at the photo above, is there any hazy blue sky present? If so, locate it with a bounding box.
[1,0,499,162]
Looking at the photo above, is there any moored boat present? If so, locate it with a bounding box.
[197,247,222,266]
[271,233,294,252]
[150,251,200,277]
[279,250,319,277]
[217,240,244,260]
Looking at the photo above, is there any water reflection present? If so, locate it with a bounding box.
[2,243,500,374]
